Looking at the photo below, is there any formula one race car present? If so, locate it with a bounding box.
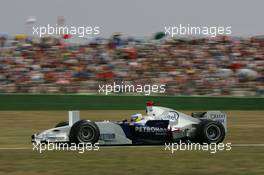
[32,102,227,145]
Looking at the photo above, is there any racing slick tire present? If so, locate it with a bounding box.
[69,120,100,144]
[196,120,225,144]
[55,121,69,128]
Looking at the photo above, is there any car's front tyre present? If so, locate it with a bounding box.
[69,120,100,144]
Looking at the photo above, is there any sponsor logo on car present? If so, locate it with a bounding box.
[163,111,179,122]
[135,126,168,133]
[209,114,226,119]
[209,113,226,124]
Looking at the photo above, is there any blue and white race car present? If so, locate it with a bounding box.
[32,102,227,145]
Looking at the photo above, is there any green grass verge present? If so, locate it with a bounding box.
[0,94,263,110]
[0,111,263,174]
[0,147,264,175]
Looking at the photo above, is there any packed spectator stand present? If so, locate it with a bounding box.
[0,34,263,96]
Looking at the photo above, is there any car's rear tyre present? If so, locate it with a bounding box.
[69,120,100,144]
[55,121,69,128]
[196,120,225,144]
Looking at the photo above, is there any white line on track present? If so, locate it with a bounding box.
[0,147,31,150]
[0,144,264,150]
[232,144,264,147]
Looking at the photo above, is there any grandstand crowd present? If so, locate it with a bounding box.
[0,35,263,96]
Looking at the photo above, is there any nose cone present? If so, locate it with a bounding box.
[31,134,36,143]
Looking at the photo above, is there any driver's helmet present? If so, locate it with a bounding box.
[131,113,143,122]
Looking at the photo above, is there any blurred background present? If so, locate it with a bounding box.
[0,0,263,96]
[0,33,263,96]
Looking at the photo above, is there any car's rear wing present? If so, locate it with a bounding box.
[204,111,227,132]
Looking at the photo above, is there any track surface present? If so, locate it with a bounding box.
[0,110,264,175]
